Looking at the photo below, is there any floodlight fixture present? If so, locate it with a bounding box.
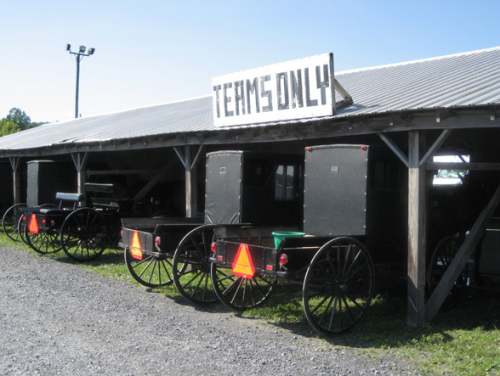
[66,43,96,118]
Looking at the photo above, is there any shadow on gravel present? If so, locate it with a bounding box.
[164,294,231,314]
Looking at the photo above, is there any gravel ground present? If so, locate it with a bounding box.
[0,246,419,376]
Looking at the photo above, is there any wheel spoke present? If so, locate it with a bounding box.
[317,295,334,326]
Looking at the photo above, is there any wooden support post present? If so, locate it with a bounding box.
[71,153,89,205]
[9,157,21,204]
[185,146,196,217]
[381,130,453,326]
[174,145,204,218]
[407,130,427,327]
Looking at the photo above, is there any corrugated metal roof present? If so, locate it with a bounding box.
[1,46,499,154]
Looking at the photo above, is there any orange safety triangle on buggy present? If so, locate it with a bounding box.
[232,243,255,278]
[130,231,143,260]
[28,214,39,234]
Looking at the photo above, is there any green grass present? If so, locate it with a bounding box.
[1,231,499,376]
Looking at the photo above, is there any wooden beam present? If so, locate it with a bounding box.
[0,107,497,160]
[378,133,409,167]
[174,145,204,218]
[9,157,21,204]
[425,184,500,321]
[333,79,353,110]
[71,152,89,203]
[419,129,453,168]
[407,130,427,327]
[435,109,452,123]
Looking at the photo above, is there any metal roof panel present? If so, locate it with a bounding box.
[0,46,499,153]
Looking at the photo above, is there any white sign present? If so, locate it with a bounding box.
[212,53,335,127]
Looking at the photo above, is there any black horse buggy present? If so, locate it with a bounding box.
[20,183,124,262]
[210,144,407,335]
[121,145,409,335]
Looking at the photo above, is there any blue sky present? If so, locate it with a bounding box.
[1,0,499,123]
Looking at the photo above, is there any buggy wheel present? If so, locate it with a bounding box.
[172,225,218,305]
[211,262,277,311]
[60,208,108,262]
[303,237,375,336]
[2,203,26,241]
[18,215,28,245]
[124,248,174,287]
[427,235,466,310]
[24,215,61,254]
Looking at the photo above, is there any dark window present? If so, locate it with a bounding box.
[275,164,298,200]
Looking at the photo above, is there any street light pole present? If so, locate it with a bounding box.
[66,44,95,118]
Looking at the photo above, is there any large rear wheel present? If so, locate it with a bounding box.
[172,225,218,305]
[303,237,375,336]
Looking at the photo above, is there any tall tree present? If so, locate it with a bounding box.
[6,107,31,130]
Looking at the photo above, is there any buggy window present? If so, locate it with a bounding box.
[275,164,298,201]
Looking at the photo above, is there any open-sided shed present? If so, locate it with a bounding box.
[1,46,499,327]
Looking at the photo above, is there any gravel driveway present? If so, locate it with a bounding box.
[0,246,419,375]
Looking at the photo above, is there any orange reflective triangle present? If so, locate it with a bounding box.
[130,231,143,260]
[28,214,39,234]
[232,244,255,278]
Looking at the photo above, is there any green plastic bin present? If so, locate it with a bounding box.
[271,231,306,248]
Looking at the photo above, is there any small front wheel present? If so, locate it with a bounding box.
[303,237,375,336]
[124,248,174,287]
[18,215,28,245]
[211,261,277,311]
[2,203,26,242]
[172,225,218,305]
[24,214,61,254]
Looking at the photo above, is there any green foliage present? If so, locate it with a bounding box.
[0,119,21,136]
[6,107,31,130]
[0,107,46,136]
